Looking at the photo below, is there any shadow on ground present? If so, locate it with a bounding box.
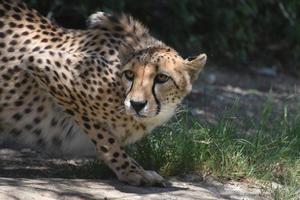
[189,66,300,125]
[0,148,269,200]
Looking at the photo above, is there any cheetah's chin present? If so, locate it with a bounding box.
[132,113,157,120]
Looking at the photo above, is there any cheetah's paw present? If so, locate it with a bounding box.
[118,170,170,187]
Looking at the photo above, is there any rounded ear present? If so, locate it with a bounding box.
[87,12,113,29]
[184,53,207,82]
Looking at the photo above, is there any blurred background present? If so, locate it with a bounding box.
[24,0,300,76]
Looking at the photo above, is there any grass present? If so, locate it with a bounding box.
[127,102,300,199]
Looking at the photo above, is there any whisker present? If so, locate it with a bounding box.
[116,106,126,113]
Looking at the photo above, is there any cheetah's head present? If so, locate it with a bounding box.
[120,46,207,124]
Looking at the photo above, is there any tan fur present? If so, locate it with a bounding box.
[0,0,206,186]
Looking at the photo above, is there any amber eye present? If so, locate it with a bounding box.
[155,74,169,84]
[124,70,134,81]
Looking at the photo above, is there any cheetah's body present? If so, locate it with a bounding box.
[0,0,206,185]
[0,1,158,155]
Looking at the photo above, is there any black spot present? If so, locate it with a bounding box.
[9,40,17,46]
[32,46,40,52]
[100,146,108,153]
[36,59,42,64]
[14,101,23,106]
[33,117,41,124]
[9,22,16,28]
[7,47,14,52]
[131,165,136,169]
[108,138,115,144]
[113,152,119,158]
[0,42,6,48]
[121,161,130,169]
[93,124,101,129]
[97,133,103,139]
[65,109,75,116]
[12,113,23,121]
[109,50,115,55]
[25,124,33,130]
[33,96,40,102]
[12,14,21,21]
[33,129,42,136]
[37,105,44,112]
[26,24,35,30]
[81,116,90,122]
[24,39,31,45]
[0,32,6,38]
[83,123,91,130]
[13,6,21,12]
[19,47,26,52]
[58,84,64,90]
[51,118,58,126]
[21,31,29,36]
[24,108,32,113]
[3,3,11,10]
[28,56,34,62]
[100,39,106,45]
[2,74,10,80]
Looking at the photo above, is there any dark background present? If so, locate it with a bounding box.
[24,0,300,76]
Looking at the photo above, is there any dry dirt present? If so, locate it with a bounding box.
[0,148,270,200]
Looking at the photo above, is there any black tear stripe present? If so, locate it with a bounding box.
[171,78,180,89]
[152,82,161,115]
[126,79,134,96]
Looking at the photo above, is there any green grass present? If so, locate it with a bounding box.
[127,104,300,199]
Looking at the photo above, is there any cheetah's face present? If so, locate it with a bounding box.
[121,48,207,121]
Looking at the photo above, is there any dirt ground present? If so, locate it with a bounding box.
[0,148,271,200]
[189,66,300,125]
[1,66,299,199]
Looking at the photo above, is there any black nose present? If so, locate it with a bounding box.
[130,100,147,113]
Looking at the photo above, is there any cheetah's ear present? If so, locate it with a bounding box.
[87,12,114,29]
[184,53,207,82]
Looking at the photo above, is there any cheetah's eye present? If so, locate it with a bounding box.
[123,70,134,81]
[155,74,169,84]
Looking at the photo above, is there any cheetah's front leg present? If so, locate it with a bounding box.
[81,124,168,186]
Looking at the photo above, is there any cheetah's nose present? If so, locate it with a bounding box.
[130,100,147,113]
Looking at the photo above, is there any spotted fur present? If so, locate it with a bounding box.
[0,0,207,186]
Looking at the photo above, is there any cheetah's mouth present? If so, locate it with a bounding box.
[128,110,159,119]
[133,113,147,118]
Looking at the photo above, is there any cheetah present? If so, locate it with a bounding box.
[0,0,207,186]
